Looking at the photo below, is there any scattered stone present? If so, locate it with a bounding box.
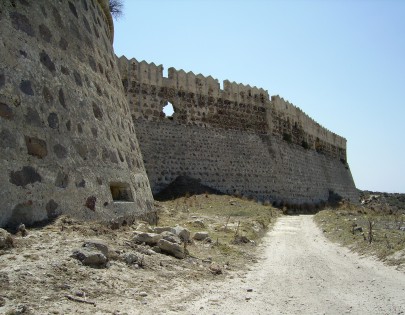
[139,292,148,297]
[171,226,190,242]
[247,288,253,292]
[202,257,212,264]
[135,222,150,232]
[353,226,363,233]
[133,232,162,246]
[209,263,222,275]
[193,231,209,241]
[11,304,28,314]
[153,226,173,234]
[123,253,138,265]
[232,235,251,244]
[83,240,109,257]
[0,296,5,307]
[157,239,185,259]
[0,228,14,249]
[72,241,109,267]
[18,223,28,237]
[191,220,205,228]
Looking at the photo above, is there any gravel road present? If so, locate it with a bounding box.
[183,215,405,315]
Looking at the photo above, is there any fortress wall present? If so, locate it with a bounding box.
[118,57,347,157]
[118,56,358,203]
[118,57,269,133]
[135,120,358,204]
[0,0,154,228]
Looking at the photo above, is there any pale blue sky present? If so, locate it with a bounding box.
[113,0,405,193]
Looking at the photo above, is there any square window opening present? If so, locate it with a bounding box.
[110,182,134,202]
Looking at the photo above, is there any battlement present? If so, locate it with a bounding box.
[271,95,346,149]
[118,55,347,156]
[118,56,268,101]
[223,80,269,104]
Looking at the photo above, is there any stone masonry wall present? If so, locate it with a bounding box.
[0,0,154,228]
[118,57,358,204]
[136,120,358,204]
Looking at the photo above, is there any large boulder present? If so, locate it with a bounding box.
[157,239,185,259]
[0,228,13,249]
[133,232,162,246]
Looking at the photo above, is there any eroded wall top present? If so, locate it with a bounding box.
[118,56,347,159]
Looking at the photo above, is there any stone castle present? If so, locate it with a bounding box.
[0,0,357,228]
[0,0,153,228]
[117,57,358,205]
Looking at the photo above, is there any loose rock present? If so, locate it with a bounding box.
[133,232,162,246]
[71,243,108,268]
[160,231,181,244]
[153,226,173,234]
[0,228,14,249]
[157,239,185,259]
[171,226,190,242]
[209,263,223,275]
[193,231,209,241]
[83,240,109,257]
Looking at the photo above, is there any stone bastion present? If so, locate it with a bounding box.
[0,0,154,228]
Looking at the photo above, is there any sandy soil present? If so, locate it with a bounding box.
[178,215,405,315]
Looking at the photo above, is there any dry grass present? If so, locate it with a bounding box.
[155,194,282,265]
[314,203,405,267]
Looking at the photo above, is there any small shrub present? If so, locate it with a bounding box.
[109,0,123,19]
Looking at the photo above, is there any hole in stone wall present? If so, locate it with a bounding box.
[163,102,174,118]
[110,182,134,202]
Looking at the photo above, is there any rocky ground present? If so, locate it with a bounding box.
[1,192,405,314]
[0,194,280,315]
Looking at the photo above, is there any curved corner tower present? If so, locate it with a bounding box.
[0,0,154,228]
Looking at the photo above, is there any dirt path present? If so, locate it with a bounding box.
[178,215,405,314]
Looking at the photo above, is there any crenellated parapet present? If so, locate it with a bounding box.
[270,96,347,160]
[118,56,269,133]
[118,56,347,160]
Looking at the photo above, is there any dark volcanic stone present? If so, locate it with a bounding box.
[40,51,56,73]
[20,80,34,95]
[47,112,59,129]
[10,166,42,187]
[53,144,68,159]
[10,12,35,37]
[0,103,13,120]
